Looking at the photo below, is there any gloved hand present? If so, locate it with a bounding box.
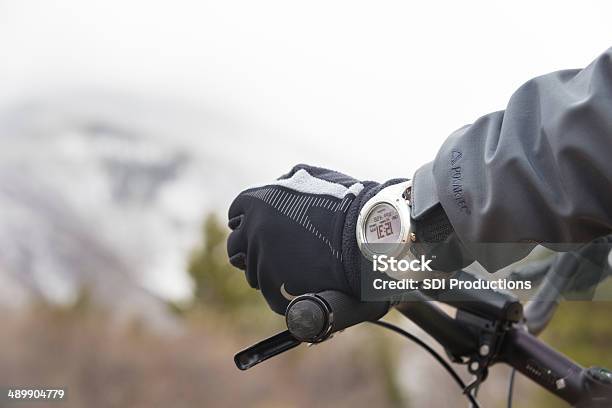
[227,164,406,314]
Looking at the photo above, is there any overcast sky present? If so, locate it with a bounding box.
[0,1,611,301]
[1,1,611,183]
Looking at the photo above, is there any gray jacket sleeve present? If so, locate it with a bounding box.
[411,47,612,271]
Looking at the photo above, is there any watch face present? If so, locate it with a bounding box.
[364,202,402,244]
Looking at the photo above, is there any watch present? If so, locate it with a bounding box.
[356,180,414,260]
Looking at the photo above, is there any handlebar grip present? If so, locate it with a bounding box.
[285,290,389,343]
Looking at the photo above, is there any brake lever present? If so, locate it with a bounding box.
[235,291,388,371]
[234,330,301,370]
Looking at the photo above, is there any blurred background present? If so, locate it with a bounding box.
[1,1,612,407]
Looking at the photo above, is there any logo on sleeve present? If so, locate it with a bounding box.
[451,150,462,166]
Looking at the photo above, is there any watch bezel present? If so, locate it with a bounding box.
[356,181,412,260]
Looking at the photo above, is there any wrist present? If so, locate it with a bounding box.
[341,179,409,296]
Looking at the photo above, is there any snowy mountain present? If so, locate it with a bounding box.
[0,92,299,326]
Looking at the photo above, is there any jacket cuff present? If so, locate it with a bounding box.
[411,162,440,220]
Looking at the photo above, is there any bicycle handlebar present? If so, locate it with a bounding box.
[283,288,612,406]
[285,291,389,343]
[498,327,612,406]
[236,245,612,405]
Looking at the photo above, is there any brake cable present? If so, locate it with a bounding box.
[370,320,481,408]
[507,368,516,408]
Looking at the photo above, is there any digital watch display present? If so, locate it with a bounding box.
[356,181,413,259]
[364,203,401,244]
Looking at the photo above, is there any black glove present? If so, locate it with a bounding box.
[227,164,405,314]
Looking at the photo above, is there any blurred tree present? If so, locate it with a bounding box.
[182,213,284,336]
[187,213,261,312]
[544,301,612,367]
